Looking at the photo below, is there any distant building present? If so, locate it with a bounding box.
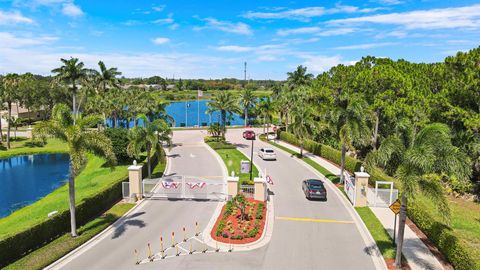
[0,103,46,128]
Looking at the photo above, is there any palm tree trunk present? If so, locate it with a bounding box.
[68,161,78,237]
[6,102,11,149]
[263,116,266,134]
[300,140,304,157]
[340,143,346,184]
[244,108,248,127]
[72,83,77,125]
[102,112,107,127]
[0,116,3,142]
[394,194,407,268]
[221,110,226,139]
[285,111,289,132]
[373,110,380,150]
[147,147,152,178]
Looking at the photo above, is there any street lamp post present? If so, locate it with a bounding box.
[249,135,255,181]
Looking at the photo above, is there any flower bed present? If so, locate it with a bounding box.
[211,195,267,244]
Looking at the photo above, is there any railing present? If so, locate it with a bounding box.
[240,185,255,198]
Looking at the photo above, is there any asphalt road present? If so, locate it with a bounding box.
[48,130,224,270]
[138,129,380,270]
[49,128,380,270]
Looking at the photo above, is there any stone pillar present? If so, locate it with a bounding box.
[254,177,266,202]
[354,172,370,207]
[128,164,143,200]
[227,176,239,200]
[26,127,33,139]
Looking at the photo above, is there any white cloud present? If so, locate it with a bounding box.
[335,42,395,50]
[169,23,179,30]
[277,27,322,36]
[0,10,34,25]
[244,5,382,21]
[316,28,356,36]
[217,45,254,52]
[300,55,354,73]
[329,4,480,30]
[61,2,84,17]
[152,37,170,45]
[153,18,174,24]
[152,5,166,12]
[372,0,403,5]
[0,32,58,48]
[194,18,252,35]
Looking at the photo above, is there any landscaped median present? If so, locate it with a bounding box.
[211,195,266,244]
[270,131,480,270]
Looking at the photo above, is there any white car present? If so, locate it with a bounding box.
[258,148,276,160]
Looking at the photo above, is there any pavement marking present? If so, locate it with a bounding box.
[275,216,354,224]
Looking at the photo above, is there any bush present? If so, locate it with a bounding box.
[0,178,125,268]
[230,235,244,240]
[408,202,478,270]
[104,128,130,162]
[207,141,236,150]
[216,219,226,237]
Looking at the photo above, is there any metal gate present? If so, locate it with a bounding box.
[143,175,227,201]
[367,181,398,207]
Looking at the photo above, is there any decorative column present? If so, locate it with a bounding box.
[254,177,266,202]
[128,161,143,201]
[354,172,370,207]
[227,176,239,200]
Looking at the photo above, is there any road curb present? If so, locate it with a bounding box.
[45,146,173,270]
[269,140,388,270]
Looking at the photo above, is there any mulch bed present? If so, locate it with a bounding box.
[210,198,267,244]
[406,218,454,270]
[385,259,411,270]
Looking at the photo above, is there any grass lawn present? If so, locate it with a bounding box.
[356,207,396,259]
[0,140,129,239]
[0,138,67,158]
[5,202,135,270]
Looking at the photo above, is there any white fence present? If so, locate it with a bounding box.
[143,175,227,201]
[367,181,398,207]
[240,185,255,198]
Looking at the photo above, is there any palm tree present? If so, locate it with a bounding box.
[289,100,317,157]
[34,104,116,237]
[127,114,172,178]
[52,57,89,125]
[286,65,314,90]
[240,88,256,127]
[2,73,21,149]
[206,91,241,139]
[330,93,371,183]
[93,61,122,94]
[256,98,274,135]
[366,123,471,268]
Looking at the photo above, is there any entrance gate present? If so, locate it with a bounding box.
[143,175,227,201]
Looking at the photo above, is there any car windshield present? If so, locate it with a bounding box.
[265,149,274,153]
[308,181,324,190]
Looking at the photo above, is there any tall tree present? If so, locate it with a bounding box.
[127,115,172,178]
[290,101,317,157]
[286,65,314,90]
[256,98,274,135]
[366,123,471,268]
[206,91,241,139]
[93,61,122,94]
[2,73,21,149]
[34,104,116,237]
[52,57,88,125]
[240,88,256,127]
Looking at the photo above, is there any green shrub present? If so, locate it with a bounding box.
[207,141,236,150]
[104,128,130,162]
[408,202,478,270]
[230,235,243,240]
[0,178,125,267]
[216,219,226,237]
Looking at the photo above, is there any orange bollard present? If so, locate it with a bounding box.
[183,227,187,242]
[171,232,175,247]
[134,249,139,264]
[189,240,193,254]
[148,242,153,261]
[195,221,199,236]
[160,236,165,259]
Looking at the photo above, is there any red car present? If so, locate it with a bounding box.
[243,130,255,140]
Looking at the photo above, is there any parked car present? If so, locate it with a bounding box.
[302,179,327,200]
[258,148,276,160]
[243,130,255,140]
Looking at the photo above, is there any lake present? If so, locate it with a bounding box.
[108,100,245,128]
[0,154,69,218]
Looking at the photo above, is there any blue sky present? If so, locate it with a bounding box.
[0,0,479,79]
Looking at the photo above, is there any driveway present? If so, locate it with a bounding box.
[48,130,225,270]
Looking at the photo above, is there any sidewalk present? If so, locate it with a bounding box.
[273,139,445,270]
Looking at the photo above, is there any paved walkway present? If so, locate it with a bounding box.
[273,139,445,270]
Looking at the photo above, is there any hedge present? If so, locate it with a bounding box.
[277,131,478,270]
[104,128,131,162]
[0,178,125,267]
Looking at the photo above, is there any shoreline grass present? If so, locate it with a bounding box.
[4,202,135,270]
